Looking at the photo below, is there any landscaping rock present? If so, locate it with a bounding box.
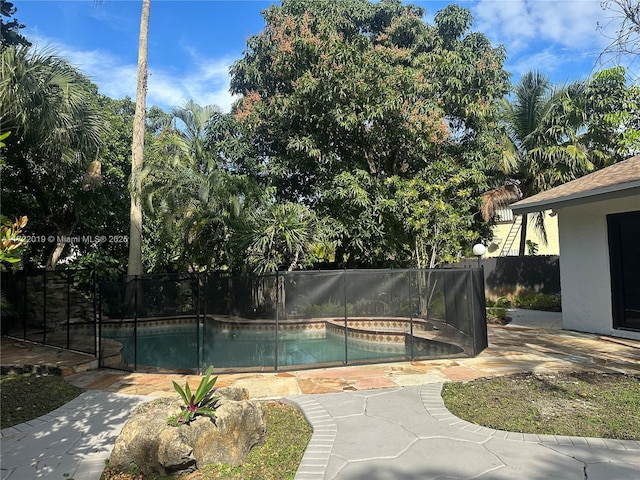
[109,387,266,477]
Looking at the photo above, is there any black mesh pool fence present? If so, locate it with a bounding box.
[97,268,487,373]
[1,267,486,372]
[1,268,97,355]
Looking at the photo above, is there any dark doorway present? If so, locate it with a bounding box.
[608,210,640,331]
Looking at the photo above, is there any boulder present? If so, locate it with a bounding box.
[109,387,266,477]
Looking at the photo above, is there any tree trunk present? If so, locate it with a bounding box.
[127,0,150,276]
[46,223,77,270]
[518,213,528,256]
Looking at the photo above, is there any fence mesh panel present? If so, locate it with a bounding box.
[1,269,97,355]
[202,274,278,371]
[0,271,26,339]
[2,267,486,372]
[100,275,200,371]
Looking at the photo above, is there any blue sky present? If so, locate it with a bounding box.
[15,0,634,112]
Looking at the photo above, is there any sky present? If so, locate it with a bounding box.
[13,0,636,113]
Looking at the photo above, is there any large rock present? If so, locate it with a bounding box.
[109,387,266,477]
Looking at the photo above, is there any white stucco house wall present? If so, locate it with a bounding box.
[510,155,640,341]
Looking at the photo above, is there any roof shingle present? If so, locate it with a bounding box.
[510,155,640,214]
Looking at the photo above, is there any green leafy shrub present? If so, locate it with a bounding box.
[488,296,512,308]
[487,293,561,312]
[514,293,561,311]
[486,306,508,323]
[0,215,28,271]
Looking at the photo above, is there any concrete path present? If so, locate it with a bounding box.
[0,391,147,480]
[288,385,640,480]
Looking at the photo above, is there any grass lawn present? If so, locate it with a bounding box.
[442,371,640,440]
[1,372,84,429]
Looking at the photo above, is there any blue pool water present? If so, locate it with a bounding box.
[101,322,462,371]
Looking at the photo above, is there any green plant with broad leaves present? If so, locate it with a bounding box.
[169,365,219,426]
[0,215,28,271]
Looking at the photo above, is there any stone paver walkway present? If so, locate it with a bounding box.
[288,384,640,480]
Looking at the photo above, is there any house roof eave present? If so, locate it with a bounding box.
[510,181,640,215]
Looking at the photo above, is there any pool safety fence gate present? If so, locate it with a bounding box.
[99,268,487,373]
[0,268,98,356]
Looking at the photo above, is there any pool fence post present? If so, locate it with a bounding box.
[468,269,478,356]
[43,269,47,346]
[275,271,279,372]
[343,268,348,365]
[93,267,97,357]
[409,268,414,361]
[196,273,201,374]
[98,276,103,367]
[66,269,71,350]
[201,272,206,373]
[133,275,138,371]
[22,271,27,340]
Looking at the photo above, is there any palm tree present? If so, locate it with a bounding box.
[487,71,591,255]
[0,46,107,268]
[128,0,151,276]
[143,101,239,270]
[240,202,319,274]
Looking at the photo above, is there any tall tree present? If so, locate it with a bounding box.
[66,95,136,274]
[0,0,30,48]
[0,46,107,268]
[238,201,322,274]
[127,0,150,276]
[494,72,586,255]
[579,67,640,162]
[230,0,508,267]
[143,101,248,271]
[486,68,640,255]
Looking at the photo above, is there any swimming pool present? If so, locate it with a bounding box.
[101,317,466,372]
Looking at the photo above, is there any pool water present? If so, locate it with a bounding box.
[101,321,463,371]
[208,327,410,368]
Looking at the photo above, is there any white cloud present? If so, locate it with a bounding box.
[27,34,237,113]
[505,47,596,81]
[475,0,536,47]
[469,0,634,82]
[474,0,608,51]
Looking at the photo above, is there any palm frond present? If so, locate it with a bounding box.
[480,184,522,222]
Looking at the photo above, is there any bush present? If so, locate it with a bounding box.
[297,300,345,318]
[485,306,509,325]
[485,296,511,308]
[486,293,561,312]
[514,293,561,312]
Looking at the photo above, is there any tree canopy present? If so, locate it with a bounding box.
[483,67,640,255]
[4,0,639,273]
[0,0,30,48]
[230,0,508,267]
[599,0,640,70]
[0,46,109,268]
